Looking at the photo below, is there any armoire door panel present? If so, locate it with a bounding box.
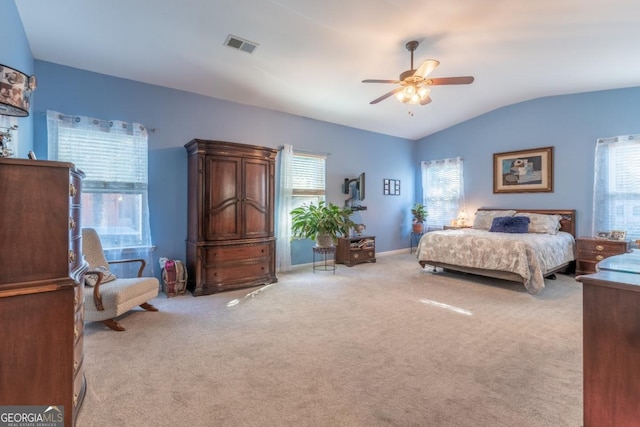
[243,159,270,237]
[205,156,241,240]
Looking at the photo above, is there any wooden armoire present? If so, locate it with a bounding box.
[0,158,87,426]
[185,139,278,296]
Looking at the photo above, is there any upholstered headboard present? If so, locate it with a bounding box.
[476,208,576,237]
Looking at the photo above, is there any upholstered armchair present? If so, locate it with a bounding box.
[82,228,159,331]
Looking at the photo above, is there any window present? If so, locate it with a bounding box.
[421,157,465,228]
[593,134,640,241]
[291,152,326,209]
[46,111,152,252]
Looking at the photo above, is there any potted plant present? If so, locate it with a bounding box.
[290,201,355,247]
[411,203,427,233]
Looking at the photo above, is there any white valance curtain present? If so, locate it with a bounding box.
[275,144,293,273]
[421,157,465,228]
[593,134,640,241]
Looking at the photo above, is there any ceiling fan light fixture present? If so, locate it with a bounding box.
[362,40,474,107]
[417,86,430,98]
[408,94,422,105]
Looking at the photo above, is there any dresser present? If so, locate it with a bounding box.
[575,237,630,275]
[336,236,376,266]
[576,251,640,427]
[0,158,86,426]
[185,139,278,295]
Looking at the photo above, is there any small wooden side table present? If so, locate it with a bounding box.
[312,245,336,274]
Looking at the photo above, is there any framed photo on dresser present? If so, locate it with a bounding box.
[610,230,626,241]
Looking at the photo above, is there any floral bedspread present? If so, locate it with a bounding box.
[415,229,575,294]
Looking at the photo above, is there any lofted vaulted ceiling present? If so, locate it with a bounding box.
[15,0,640,140]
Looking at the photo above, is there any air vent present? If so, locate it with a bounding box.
[224,35,259,54]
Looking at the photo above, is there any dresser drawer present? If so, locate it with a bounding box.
[577,246,624,260]
[69,171,83,206]
[202,261,272,289]
[72,366,86,413]
[204,242,272,263]
[73,333,84,377]
[350,249,375,263]
[74,282,84,312]
[575,238,630,275]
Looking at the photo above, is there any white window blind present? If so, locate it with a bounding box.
[47,111,152,254]
[292,153,325,196]
[57,127,148,189]
[421,157,465,228]
[593,134,640,241]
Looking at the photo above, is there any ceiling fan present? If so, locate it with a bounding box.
[362,40,474,106]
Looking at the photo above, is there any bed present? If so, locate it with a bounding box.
[416,209,576,294]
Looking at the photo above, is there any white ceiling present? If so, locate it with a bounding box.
[15,0,640,140]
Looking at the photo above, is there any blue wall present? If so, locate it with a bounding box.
[31,61,416,270]
[415,87,640,238]
[0,0,34,157]
[8,0,640,271]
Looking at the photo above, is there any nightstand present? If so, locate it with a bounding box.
[575,237,630,275]
[336,236,376,266]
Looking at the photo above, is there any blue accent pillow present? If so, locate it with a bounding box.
[489,216,530,233]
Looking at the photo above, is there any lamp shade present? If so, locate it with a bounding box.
[0,64,36,117]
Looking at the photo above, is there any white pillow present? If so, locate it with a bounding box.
[473,210,517,230]
[85,266,117,287]
[514,213,562,234]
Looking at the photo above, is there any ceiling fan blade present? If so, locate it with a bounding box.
[362,79,399,84]
[420,95,432,106]
[427,76,475,85]
[413,59,440,78]
[370,87,404,104]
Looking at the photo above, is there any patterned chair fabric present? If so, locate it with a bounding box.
[82,228,159,331]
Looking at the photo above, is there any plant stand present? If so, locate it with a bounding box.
[312,245,336,274]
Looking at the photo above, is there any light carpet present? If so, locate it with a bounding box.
[77,252,583,427]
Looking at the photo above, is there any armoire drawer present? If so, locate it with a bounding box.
[204,242,272,263]
[203,261,272,285]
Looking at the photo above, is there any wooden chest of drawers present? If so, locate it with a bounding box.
[576,237,630,275]
[336,236,376,267]
[0,158,87,426]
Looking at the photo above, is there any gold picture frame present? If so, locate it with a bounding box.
[493,146,553,193]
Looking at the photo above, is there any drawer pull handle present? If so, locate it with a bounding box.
[73,393,78,407]
[69,216,76,230]
[595,245,605,251]
[74,326,79,339]
[69,183,77,197]
[69,250,76,264]
[74,359,79,373]
[595,255,604,261]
